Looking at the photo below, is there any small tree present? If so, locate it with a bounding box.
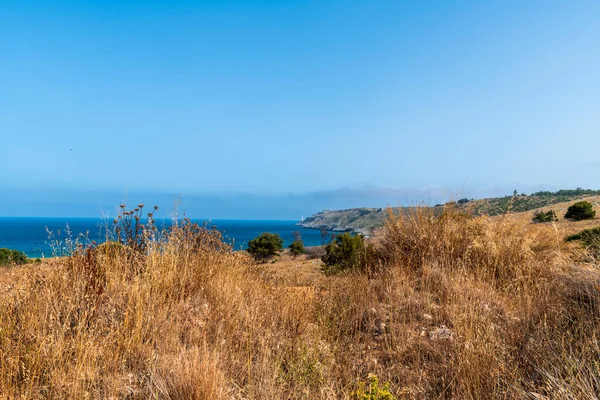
[565,201,596,221]
[247,233,284,262]
[532,210,558,223]
[322,232,372,275]
[289,240,306,258]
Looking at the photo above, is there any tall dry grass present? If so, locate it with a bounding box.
[0,206,598,398]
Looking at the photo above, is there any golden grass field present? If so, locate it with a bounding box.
[1,200,599,399]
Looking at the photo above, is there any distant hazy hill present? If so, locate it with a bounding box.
[298,189,600,233]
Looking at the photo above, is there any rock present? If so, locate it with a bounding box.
[422,313,433,321]
[429,325,453,341]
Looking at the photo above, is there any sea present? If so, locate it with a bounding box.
[0,217,324,258]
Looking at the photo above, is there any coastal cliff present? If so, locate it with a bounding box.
[297,207,394,234]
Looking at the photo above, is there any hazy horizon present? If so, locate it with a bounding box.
[0,183,581,219]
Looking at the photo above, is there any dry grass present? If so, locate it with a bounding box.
[0,206,599,399]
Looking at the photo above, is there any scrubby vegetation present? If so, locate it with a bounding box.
[532,209,558,223]
[0,248,28,265]
[532,188,600,197]
[247,232,284,262]
[0,205,599,398]
[468,189,600,216]
[321,232,373,275]
[289,239,306,257]
[565,226,600,256]
[565,200,596,221]
[566,226,600,244]
[352,375,396,400]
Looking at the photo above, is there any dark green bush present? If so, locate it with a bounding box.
[0,248,28,266]
[321,232,372,275]
[289,240,306,257]
[247,232,284,262]
[565,226,600,255]
[532,210,558,223]
[565,201,596,221]
[565,227,600,245]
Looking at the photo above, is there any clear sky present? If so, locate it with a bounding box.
[1,1,600,218]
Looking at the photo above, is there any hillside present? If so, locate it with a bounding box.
[2,200,600,398]
[298,189,600,233]
[298,207,391,234]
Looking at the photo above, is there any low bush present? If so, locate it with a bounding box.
[321,233,373,275]
[247,232,284,262]
[532,210,558,223]
[565,227,600,244]
[0,248,28,266]
[565,227,600,255]
[565,201,596,221]
[352,375,397,400]
[289,240,306,257]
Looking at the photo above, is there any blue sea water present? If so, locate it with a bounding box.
[0,217,323,258]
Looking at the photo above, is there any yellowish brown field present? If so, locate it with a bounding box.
[0,205,599,399]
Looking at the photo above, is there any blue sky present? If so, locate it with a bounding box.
[1,1,600,218]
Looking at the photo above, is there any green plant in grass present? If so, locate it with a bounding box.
[565,227,600,255]
[565,201,596,221]
[351,375,397,400]
[289,240,306,258]
[532,210,558,223]
[321,232,373,275]
[247,232,284,263]
[0,248,28,266]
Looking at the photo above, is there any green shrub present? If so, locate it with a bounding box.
[321,232,372,275]
[565,226,600,244]
[565,227,600,257]
[0,248,28,266]
[351,375,397,400]
[565,201,596,221]
[289,240,306,257]
[247,233,284,262]
[532,210,558,223]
